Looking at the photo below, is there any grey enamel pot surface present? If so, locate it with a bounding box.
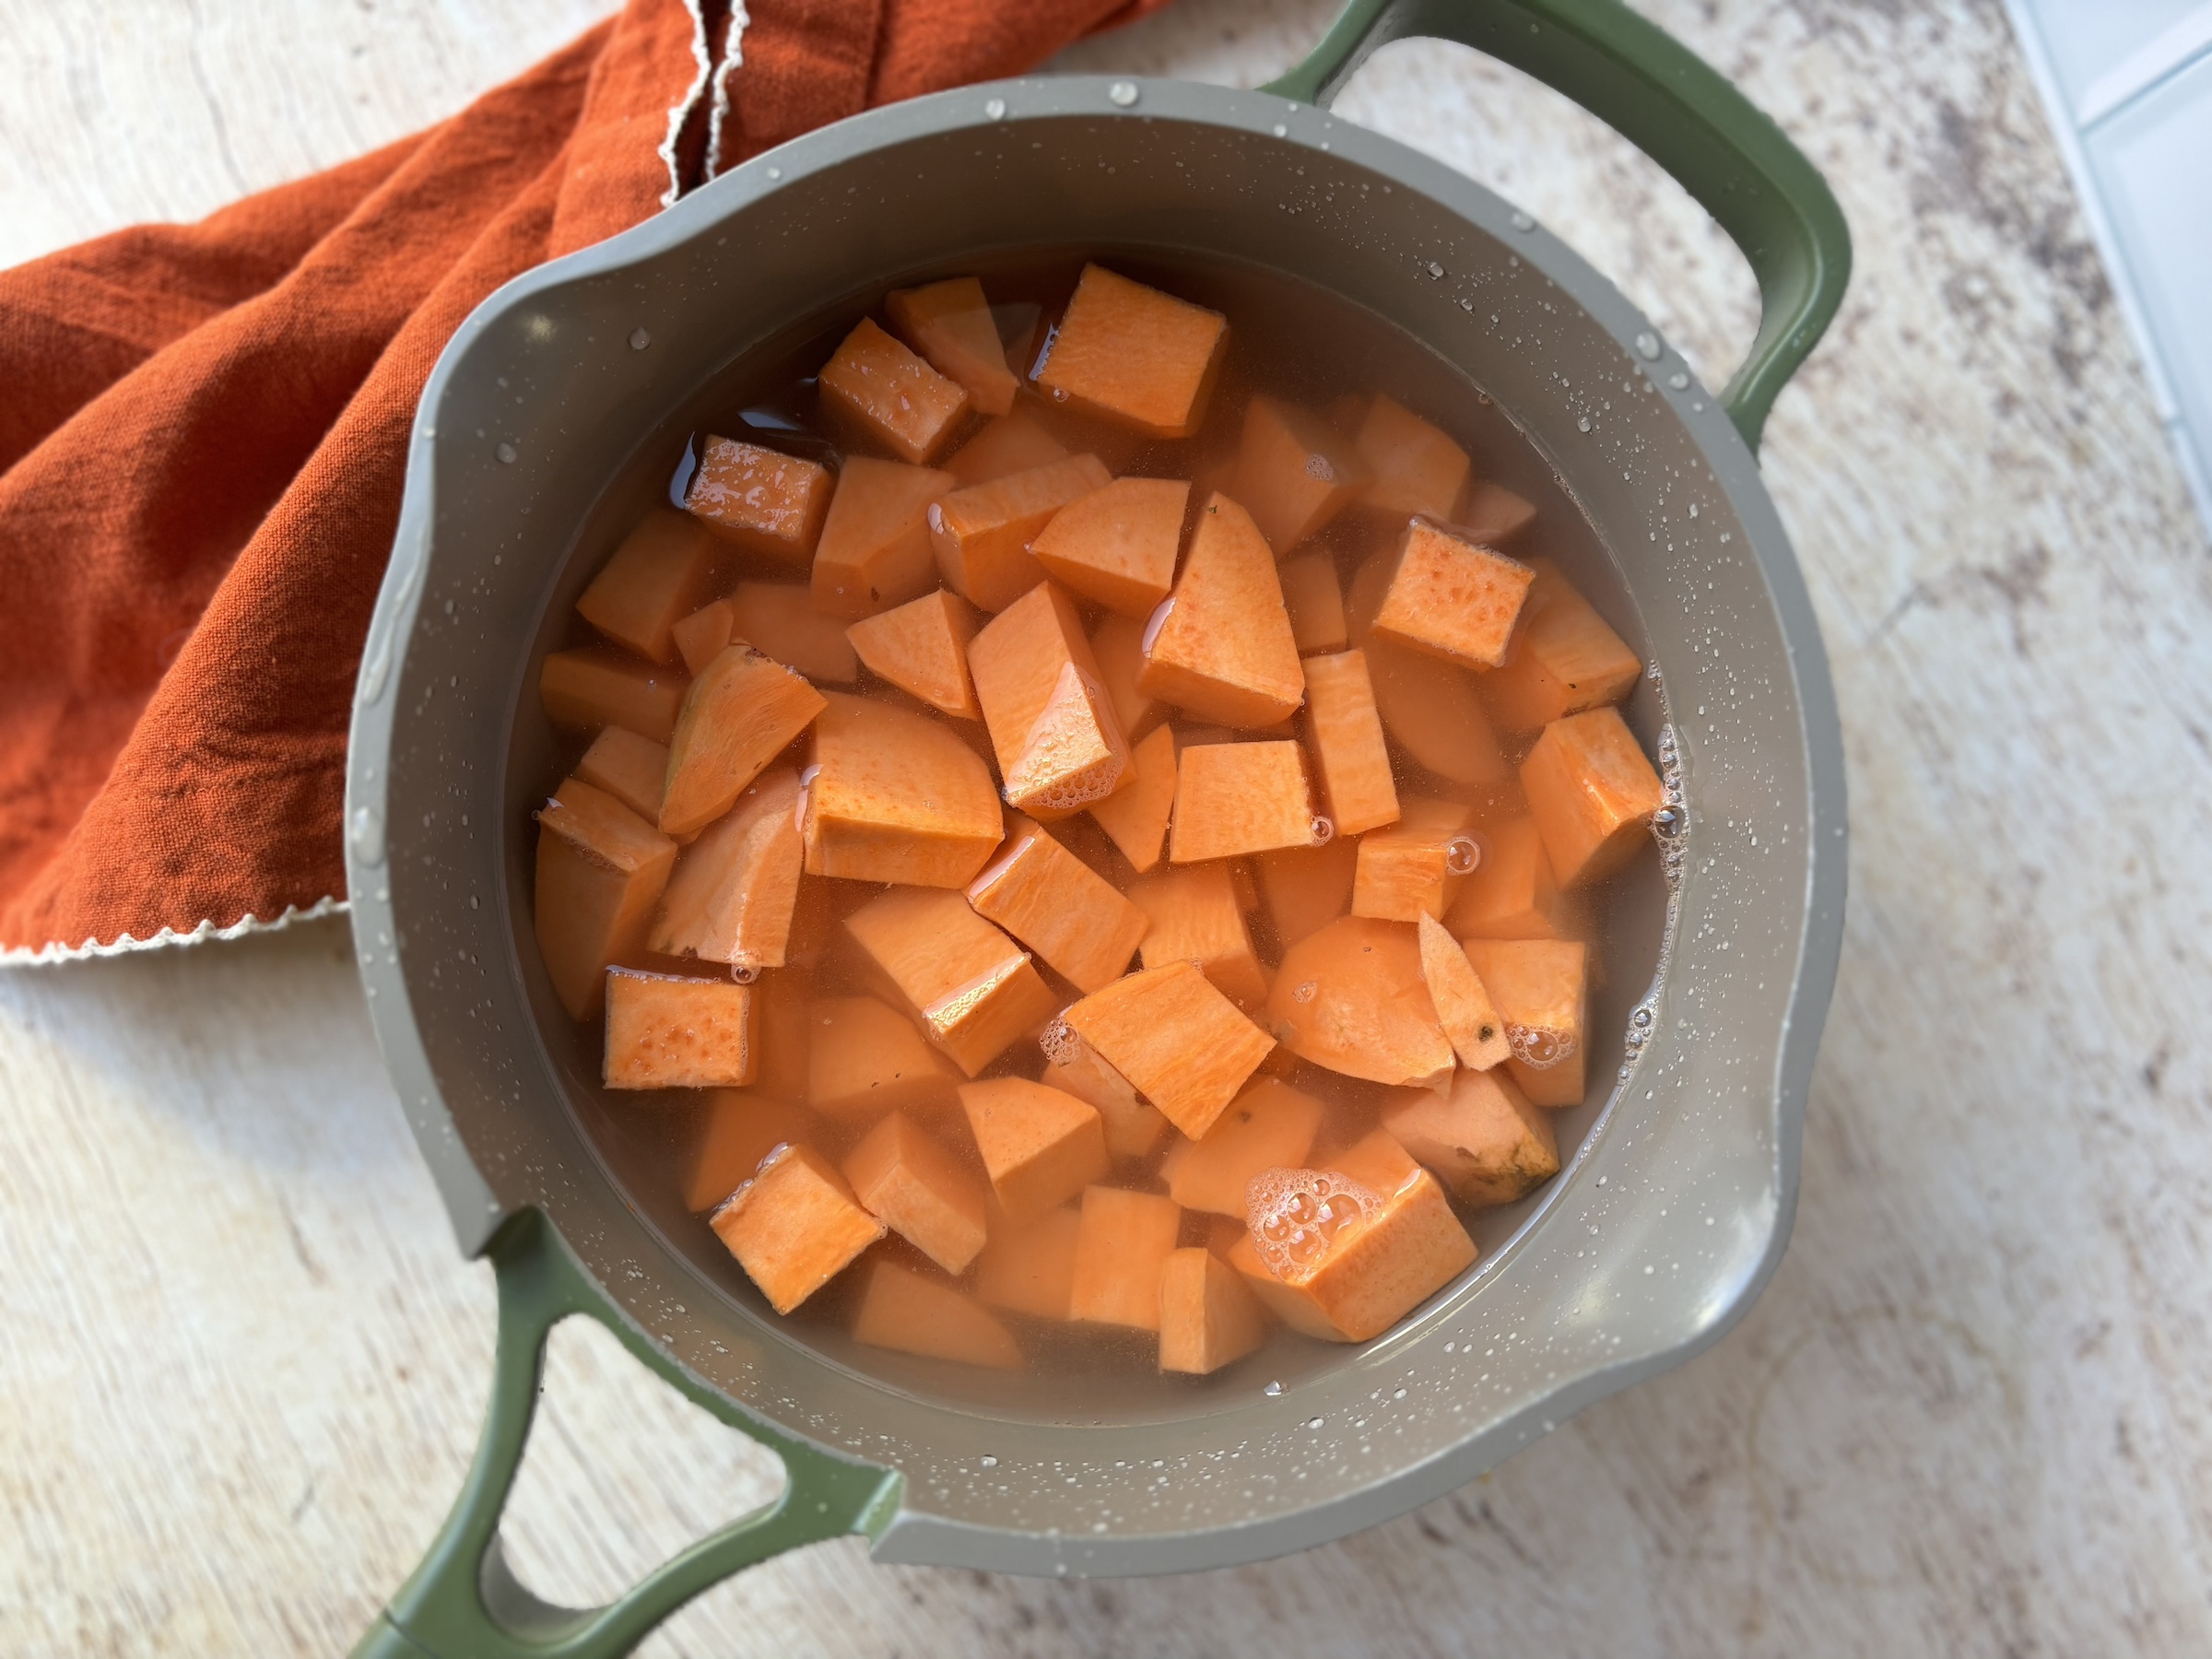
[343,3,1848,1653]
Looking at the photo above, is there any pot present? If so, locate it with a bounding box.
[345,1,1850,1653]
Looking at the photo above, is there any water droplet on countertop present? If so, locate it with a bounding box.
[1272,123,1288,137]
[1108,80,1139,107]
[629,327,652,350]
[1577,416,1592,432]
[980,1454,997,1467]
[349,806,385,866]
[1635,331,1661,360]
[984,98,1006,121]
[1264,1380,1283,1396]
[1426,261,1444,278]
[1307,1417,1324,1430]
[1511,210,1535,230]
[766,166,782,180]
[1668,371,1690,390]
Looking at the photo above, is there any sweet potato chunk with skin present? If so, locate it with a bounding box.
[1070,1185,1183,1330]
[576,508,718,663]
[684,436,833,565]
[717,583,858,685]
[960,1077,1110,1223]
[604,969,756,1088]
[810,457,956,619]
[1353,797,1477,924]
[540,648,687,744]
[1243,1161,1476,1341]
[975,1205,1082,1319]
[1446,816,1563,940]
[845,888,1054,1076]
[684,1092,818,1211]
[819,316,971,465]
[1061,960,1276,1140]
[853,1260,1023,1369]
[802,692,1003,887]
[1353,394,1471,524]
[1460,479,1538,545]
[1036,264,1228,440]
[929,453,1112,613]
[968,817,1149,993]
[1137,493,1305,727]
[843,1112,990,1275]
[1162,1078,1324,1216]
[712,1144,883,1313]
[1131,863,1267,1010]
[650,768,803,968]
[1159,1247,1269,1374]
[1169,742,1315,864]
[846,587,982,718]
[944,406,1070,487]
[968,582,1124,810]
[1280,552,1348,654]
[1462,938,1588,1107]
[1301,650,1399,838]
[1031,477,1188,618]
[1253,838,1358,951]
[806,996,960,1120]
[1039,1037,1170,1160]
[1372,519,1535,670]
[1382,1068,1559,1205]
[660,644,825,837]
[1417,912,1511,1071]
[1233,395,1372,554]
[1088,724,1177,873]
[1482,559,1644,731]
[1520,707,1666,888]
[1269,915,1454,1089]
[886,277,1019,416]
[573,726,669,823]
[535,781,678,1020]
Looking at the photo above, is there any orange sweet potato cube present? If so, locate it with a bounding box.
[1131,863,1267,1010]
[1161,1078,1324,1216]
[1035,264,1228,439]
[802,691,1003,887]
[1460,479,1538,544]
[1460,938,1588,1107]
[1353,797,1477,924]
[818,316,971,465]
[1353,394,1471,524]
[968,582,1127,815]
[669,599,736,677]
[684,1091,818,1211]
[806,995,960,1120]
[1382,1068,1559,1206]
[649,768,803,968]
[1519,707,1665,888]
[1480,559,1641,732]
[1061,960,1276,1140]
[1225,1230,1347,1340]
[886,276,1019,416]
[576,508,719,663]
[659,643,825,837]
[711,1143,884,1313]
[604,968,756,1088]
[1031,477,1188,618]
[853,1260,1024,1368]
[1300,649,1399,838]
[1244,1161,1476,1341]
[1088,611,1160,741]
[843,1111,990,1276]
[1136,493,1305,727]
[944,406,1071,488]
[1364,632,1510,787]
[1069,1185,1183,1331]
[1038,1037,1170,1161]
[959,1077,1110,1223]
[1371,519,1535,670]
[573,725,669,823]
[1253,838,1357,950]
[683,435,834,565]
[929,453,1112,613]
[846,587,981,719]
[1002,661,1131,817]
[1168,741,1315,864]
[540,648,687,743]
[1417,912,1511,1071]
[1158,1248,1269,1374]
[749,970,812,1098]
[809,456,956,619]
[974,1204,1082,1319]
[1445,816,1563,940]
[967,817,1149,993]
[1280,552,1349,654]
[686,584,853,688]
[1232,395,1372,554]
[1268,915,1454,1089]
[1088,723,1177,873]
[1320,1124,1422,1195]
[845,888,1053,1076]
[534,779,679,1020]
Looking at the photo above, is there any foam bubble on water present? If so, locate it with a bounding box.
[1444,834,1480,877]
[1505,1024,1575,1069]
[1039,1018,1080,1068]
[1245,1169,1379,1276]
[728,963,760,984]
[1309,815,1335,846]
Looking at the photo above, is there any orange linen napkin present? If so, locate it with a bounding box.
[0,0,1166,961]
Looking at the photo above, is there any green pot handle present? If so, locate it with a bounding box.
[1264,0,1851,453]
[351,1208,900,1659]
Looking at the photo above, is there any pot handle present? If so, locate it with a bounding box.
[350,1208,900,1659]
[1264,0,1850,453]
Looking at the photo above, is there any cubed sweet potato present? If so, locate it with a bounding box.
[573,726,670,825]
[1460,937,1588,1107]
[974,1204,1083,1319]
[1002,660,1131,817]
[819,316,971,465]
[1069,1185,1182,1331]
[1319,1124,1421,1195]
[576,508,719,663]
[1035,264,1228,439]
[929,453,1112,612]
[1061,960,1276,1139]
[1088,611,1159,740]
[852,1260,1023,1369]
[751,971,812,1099]
[944,406,1070,488]
[684,1091,818,1211]
[1232,395,1371,554]
[1459,479,1538,545]
[959,1077,1110,1223]
[718,583,858,686]
[809,457,956,619]
[712,1143,884,1313]
[806,995,961,1120]
[660,644,826,837]
[1031,477,1188,618]
[1519,707,1665,888]
[1168,741,1315,864]
[886,276,1019,416]
[968,582,1127,815]
[1300,649,1399,838]
[802,691,1003,887]
[1253,837,1358,951]
[967,816,1149,993]
[1158,1248,1269,1374]
[1280,552,1349,654]
[1353,394,1470,524]
[1130,863,1267,1009]
[1371,518,1535,670]
[540,648,688,744]
[1038,1035,1170,1160]
[604,968,756,1088]
[1478,559,1641,731]
[1136,493,1305,727]
[1416,912,1511,1071]
[534,778,678,1020]
[1225,1230,1347,1340]
[1381,1068,1559,1205]
[843,1111,990,1276]
[669,599,736,677]
[1352,797,1477,924]
[1161,1078,1324,1216]
[845,887,1054,1076]
[649,767,804,968]
[683,436,834,565]
[1444,816,1563,940]
[1088,723,1177,874]
[1241,1161,1476,1341]
[1268,915,1454,1089]
[845,587,982,719]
